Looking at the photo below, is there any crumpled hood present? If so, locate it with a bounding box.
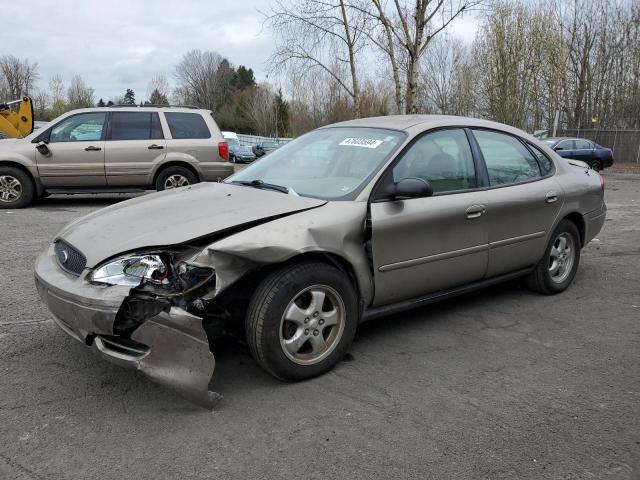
[57,182,326,267]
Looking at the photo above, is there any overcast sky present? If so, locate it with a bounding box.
[2,0,479,102]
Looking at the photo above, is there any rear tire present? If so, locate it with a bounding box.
[0,166,34,209]
[525,219,581,294]
[155,166,198,191]
[245,262,358,381]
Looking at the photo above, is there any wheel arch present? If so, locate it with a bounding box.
[0,160,44,196]
[151,160,201,188]
[561,211,585,247]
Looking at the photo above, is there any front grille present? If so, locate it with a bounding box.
[54,240,87,275]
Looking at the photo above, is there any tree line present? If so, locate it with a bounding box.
[0,51,289,137]
[2,0,638,137]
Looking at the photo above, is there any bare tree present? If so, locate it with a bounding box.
[173,50,235,110]
[267,0,368,117]
[67,75,94,109]
[0,55,39,100]
[147,73,170,102]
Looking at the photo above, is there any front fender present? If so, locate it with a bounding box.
[192,201,374,306]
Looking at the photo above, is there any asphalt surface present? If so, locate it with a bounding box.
[1,169,639,479]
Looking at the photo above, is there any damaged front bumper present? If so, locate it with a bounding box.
[34,245,218,408]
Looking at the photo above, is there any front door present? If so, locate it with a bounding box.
[105,111,166,186]
[370,128,489,307]
[36,112,107,187]
[471,129,564,277]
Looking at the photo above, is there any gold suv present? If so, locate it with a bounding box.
[0,106,233,208]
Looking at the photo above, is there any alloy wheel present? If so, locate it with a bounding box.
[279,285,346,365]
[164,174,190,189]
[548,233,575,283]
[0,175,22,203]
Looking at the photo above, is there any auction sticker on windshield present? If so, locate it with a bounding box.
[339,138,384,148]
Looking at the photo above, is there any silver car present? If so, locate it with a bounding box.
[34,115,606,407]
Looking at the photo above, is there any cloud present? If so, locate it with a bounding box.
[2,0,274,101]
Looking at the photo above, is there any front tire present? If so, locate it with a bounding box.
[590,159,603,171]
[526,219,581,294]
[245,262,358,381]
[155,166,198,191]
[0,167,34,209]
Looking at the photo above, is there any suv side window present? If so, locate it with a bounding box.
[165,112,211,139]
[473,130,541,186]
[528,143,554,175]
[49,112,106,143]
[109,112,163,140]
[392,128,476,194]
[574,139,593,150]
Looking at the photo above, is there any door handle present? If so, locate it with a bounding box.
[546,192,558,203]
[84,146,101,151]
[148,144,164,150]
[466,204,486,219]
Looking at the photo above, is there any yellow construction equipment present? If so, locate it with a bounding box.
[0,96,34,138]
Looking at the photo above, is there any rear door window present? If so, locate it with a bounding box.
[473,130,541,186]
[165,113,211,139]
[109,112,163,140]
[574,139,593,150]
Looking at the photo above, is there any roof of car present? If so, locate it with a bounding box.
[325,115,531,136]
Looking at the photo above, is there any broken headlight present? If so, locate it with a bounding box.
[89,254,171,287]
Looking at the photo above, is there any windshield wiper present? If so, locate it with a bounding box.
[231,179,290,194]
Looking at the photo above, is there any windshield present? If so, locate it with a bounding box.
[542,139,557,145]
[225,127,405,200]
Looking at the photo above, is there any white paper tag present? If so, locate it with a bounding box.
[339,138,384,149]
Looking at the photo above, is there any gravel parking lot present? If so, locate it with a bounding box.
[1,167,638,479]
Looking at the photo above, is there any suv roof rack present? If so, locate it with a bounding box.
[107,104,200,109]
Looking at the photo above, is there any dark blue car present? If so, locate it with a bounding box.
[542,137,614,171]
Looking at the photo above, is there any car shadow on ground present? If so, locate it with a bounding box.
[208,278,526,406]
[34,194,144,210]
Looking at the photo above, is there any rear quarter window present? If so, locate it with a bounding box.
[165,112,211,139]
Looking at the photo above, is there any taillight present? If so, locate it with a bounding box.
[599,172,605,191]
[218,141,229,161]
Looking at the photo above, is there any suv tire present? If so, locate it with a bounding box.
[155,166,198,191]
[246,262,358,381]
[526,219,581,295]
[0,166,34,209]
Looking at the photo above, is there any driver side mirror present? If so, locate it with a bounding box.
[387,177,433,200]
[36,142,50,156]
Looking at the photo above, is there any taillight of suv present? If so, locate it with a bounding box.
[218,141,229,161]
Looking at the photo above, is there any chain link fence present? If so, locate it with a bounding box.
[557,129,640,163]
[236,133,292,147]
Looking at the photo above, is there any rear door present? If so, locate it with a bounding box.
[573,138,594,163]
[36,112,107,187]
[370,128,489,306]
[104,111,166,186]
[472,129,563,277]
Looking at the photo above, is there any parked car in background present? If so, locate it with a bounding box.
[0,106,233,208]
[222,131,257,163]
[253,140,281,158]
[542,137,614,171]
[34,115,606,407]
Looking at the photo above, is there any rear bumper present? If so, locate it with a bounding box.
[200,162,234,181]
[584,202,607,245]
[34,245,218,408]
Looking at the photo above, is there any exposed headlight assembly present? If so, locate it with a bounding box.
[89,254,170,287]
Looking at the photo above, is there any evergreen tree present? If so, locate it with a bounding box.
[97,98,105,107]
[123,88,136,105]
[106,100,114,106]
[273,88,289,137]
[235,66,256,90]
